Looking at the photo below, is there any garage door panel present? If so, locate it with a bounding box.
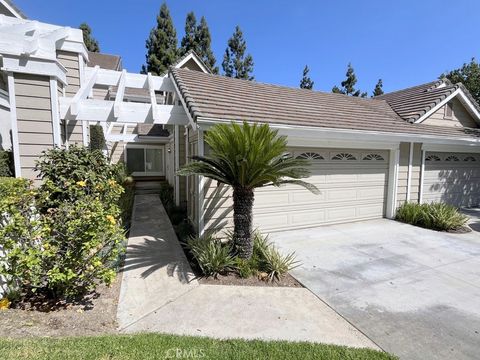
[423,151,480,207]
[251,147,390,232]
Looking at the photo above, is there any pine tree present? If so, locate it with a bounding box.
[222,26,254,80]
[442,58,480,105]
[141,2,178,75]
[79,23,100,53]
[196,16,218,73]
[331,63,365,97]
[372,79,384,97]
[299,65,314,89]
[180,12,197,56]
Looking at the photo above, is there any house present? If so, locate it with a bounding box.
[1,13,480,238]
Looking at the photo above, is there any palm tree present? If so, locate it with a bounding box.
[177,122,319,259]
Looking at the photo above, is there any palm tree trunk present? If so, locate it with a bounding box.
[232,186,254,259]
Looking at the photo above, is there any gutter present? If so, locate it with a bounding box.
[196,116,480,148]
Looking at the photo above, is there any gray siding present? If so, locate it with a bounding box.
[423,98,478,128]
[14,73,54,180]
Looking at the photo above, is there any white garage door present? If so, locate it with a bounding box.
[253,148,390,232]
[423,152,480,207]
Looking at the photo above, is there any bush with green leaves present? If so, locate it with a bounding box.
[89,124,106,151]
[396,202,469,231]
[185,235,235,278]
[0,150,13,177]
[0,147,128,302]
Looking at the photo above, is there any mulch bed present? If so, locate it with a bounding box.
[199,272,303,287]
[0,277,121,339]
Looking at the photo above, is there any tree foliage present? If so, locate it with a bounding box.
[299,65,314,90]
[179,12,218,73]
[89,125,106,151]
[79,23,100,53]
[442,58,480,105]
[332,63,367,97]
[222,26,254,80]
[142,2,178,75]
[372,79,384,97]
[178,122,318,259]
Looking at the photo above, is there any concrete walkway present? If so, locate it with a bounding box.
[271,219,480,360]
[117,194,378,349]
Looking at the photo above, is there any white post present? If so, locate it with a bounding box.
[406,142,414,202]
[49,78,61,147]
[78,54,88,146]
[386,146,400,218]
[174,125,180,206]
[197,128,205,237]
[419,149,426,204]
[7,73,21,177]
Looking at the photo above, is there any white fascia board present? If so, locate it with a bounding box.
[196,117,480,147]
[421,143,480,153]
[1,54,67,84]
[175,53,210,74]
[106,134,171,143]
[415,88,480,124]
[60,98,189,125]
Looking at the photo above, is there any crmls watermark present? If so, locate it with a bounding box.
[165,348,206,359]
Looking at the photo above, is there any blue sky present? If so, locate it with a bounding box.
[16,0,479,94]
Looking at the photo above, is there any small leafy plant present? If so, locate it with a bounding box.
[185,235,235,278]
[396,202,469,231]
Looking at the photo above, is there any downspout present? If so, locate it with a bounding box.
[406,142,414,202]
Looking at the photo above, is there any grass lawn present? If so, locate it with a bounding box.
[0,333,397,360]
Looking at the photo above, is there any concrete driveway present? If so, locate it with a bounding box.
[271,218,480,360]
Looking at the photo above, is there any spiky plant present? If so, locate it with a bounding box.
[177,122,319,259]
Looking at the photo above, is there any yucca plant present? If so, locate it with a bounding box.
[396,202,468,231]
[178,122,319,259]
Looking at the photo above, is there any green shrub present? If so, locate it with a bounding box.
[396,202,468,231]
[185,235,235,278]
[0,150,13,177]
[159,182,175,212]
[89,124,106,151]
[0,147,128,302]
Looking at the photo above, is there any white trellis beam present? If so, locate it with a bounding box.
[113,69,126,117]
[69,65,99,116]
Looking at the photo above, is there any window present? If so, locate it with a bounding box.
[444,102,453,119]
[296,152,324,160]
[332,153,357,160]
[425,154,441,162]
[126,146,164,175]
[362,154,385,161]
[445,155,460,162]
[464,156,477,162]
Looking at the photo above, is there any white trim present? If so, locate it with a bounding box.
[49,78,61,147]
[0,1,26,19]
[419,149,426,204]
[70,65,99,116]
[1,55,67,84]
[386,147,400,218]
[197,128,205,237]
[406,142,414,202]
[105,134,171,143]
[174,52,211,74]
[415,88,480,124]
[113,69,127,117]
[197,117,480,147]
[7,73,20,177]
[78,53,88,146]
[421,144,480,153]
[171,74,197,129]
[185,126,189,211]
[174,125,180,206]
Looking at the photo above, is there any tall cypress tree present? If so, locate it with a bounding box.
[180,12,197,56]
[332,63,366,97]
[299,65,314,89]
[79,23,100,53]
[196,16,218,73]
[142,2,178,75]
[222,26,254,80]
[372,79,384,97]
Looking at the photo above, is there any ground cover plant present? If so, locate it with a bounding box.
[396,202,469,231]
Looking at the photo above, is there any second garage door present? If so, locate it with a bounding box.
[423,151,480,207]
[253,148,390,232]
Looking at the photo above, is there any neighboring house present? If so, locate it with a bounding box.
[1,14,480,238]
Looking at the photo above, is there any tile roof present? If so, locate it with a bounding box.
[87,51,122,71]
[170,68,480,140]
[375,79,457,122]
